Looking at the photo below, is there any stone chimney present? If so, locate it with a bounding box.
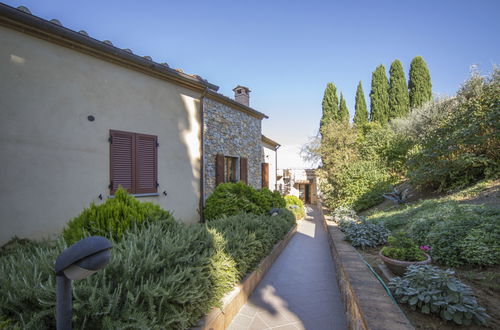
[233,85,251,107]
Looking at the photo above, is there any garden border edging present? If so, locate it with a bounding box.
[194,220,300,330]
[319,205,414,330]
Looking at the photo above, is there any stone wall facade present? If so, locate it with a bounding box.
[203,97,263,198]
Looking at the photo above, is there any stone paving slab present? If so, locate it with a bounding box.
[227,205,347,330]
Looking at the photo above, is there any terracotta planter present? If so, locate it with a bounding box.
[379,251,431,276]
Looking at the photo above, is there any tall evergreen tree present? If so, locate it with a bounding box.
[339,93,350,124]
[353,81,368,125]
[370,65,390,123]
[320,82,339,131]
[388,59,410,119]
[409,56,432,108]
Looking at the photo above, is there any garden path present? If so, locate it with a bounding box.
[227,205,347,330]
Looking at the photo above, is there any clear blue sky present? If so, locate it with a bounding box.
[4,0,499,167]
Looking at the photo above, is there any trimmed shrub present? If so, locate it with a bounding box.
[390,265,489,326]
[285,195,305,220]
[0,221,238,329]
[203,182,286,220]
[207,210,295,278]
[0,210,295,329]
[62,187,173,244]
[284,195,303,207]
[381,233,426,262]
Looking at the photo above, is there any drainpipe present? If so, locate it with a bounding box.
[199,87,209,222]
[275,144,281,191]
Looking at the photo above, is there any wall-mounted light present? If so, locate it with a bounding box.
[87,115,95,122]
[163,191,167,196]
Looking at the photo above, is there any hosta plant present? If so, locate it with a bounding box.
[390,265,489,326]
[336,214,389,248]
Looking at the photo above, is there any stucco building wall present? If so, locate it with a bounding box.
[0,26,203,244]
[203,97,263,198]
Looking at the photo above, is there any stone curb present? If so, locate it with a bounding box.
[194,220,300,330]
[319,206,414,330]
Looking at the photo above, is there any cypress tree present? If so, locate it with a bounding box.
[353,81,368,125]
[320,82,339,131]
[409,56,432,108]
[339,93,350,124]
[388,59,410,119]
[370,65,390,123]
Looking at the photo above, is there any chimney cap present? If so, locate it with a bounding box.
[232,85,251,93]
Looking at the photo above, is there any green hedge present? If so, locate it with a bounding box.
[204,182,286,220]
[63,187,173,244]
[284,195,305,220]
[0,207,295,328]
[207,209,295,278]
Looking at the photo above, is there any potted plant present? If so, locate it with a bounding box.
[379,233,431,276]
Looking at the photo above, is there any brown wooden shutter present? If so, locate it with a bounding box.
[110,130,135,194]
[240,157,248,184]
[135,133,158,194]
[262,162,269,188]
[215,154,225,186]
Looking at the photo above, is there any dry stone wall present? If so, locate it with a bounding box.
[203,98,263,198]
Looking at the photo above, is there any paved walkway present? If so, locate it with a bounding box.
[227,205,347,330]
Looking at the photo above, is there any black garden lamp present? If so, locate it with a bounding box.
[54,236,112,330]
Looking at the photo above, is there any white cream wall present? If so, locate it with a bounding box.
[262,142,277,191]
[0,26,202,245]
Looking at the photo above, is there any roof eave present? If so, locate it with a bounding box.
[0,3,219,92]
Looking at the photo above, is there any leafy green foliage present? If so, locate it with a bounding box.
[207,210,295,279]
[388,59,410,119]
[339,93,350,124]
[284,195,305,220]
[390,265,489,326]
[334,208,389,248]
[284,195,303,208]
[0,210,295,329]
[62,187,173,244]
[405,69,500,191]
[354,81,369,125]
[381,233,426,262]
[204,182,286,220]
[370,64,390,123]
[409,56,432,109]
[332,159,394,211]
[315,121,408,211]
[368,199,500,267]
[320,82,340,131]
[0,221,238,329]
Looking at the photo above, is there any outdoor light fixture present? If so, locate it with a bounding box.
[54,236,112,330]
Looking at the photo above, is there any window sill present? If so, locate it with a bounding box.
[109,193,160,198]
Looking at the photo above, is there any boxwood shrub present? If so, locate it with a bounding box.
[204,182,286,220]
[284,195,305,220]
[62,187,173,244]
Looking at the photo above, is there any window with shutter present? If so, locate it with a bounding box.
[240,157,248,184]
[262,162,269,188]
[109,130,158,195]
[215,154,225,186]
